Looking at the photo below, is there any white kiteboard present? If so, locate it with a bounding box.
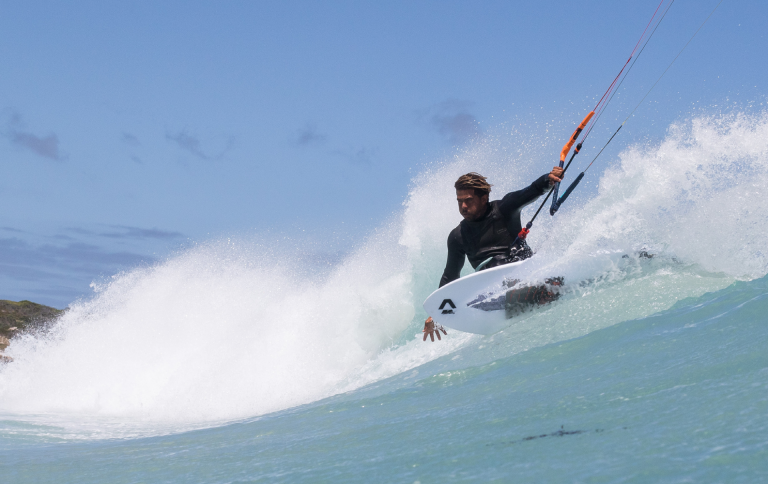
[422,258,563,336]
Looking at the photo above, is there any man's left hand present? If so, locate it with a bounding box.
[548,166,564,185]
[423,317,447,342]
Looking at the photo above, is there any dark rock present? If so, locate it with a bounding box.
[0,300,64,339]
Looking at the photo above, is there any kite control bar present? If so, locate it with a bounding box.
[508,0,720,256]
[508,111,594,251]
[550,111,593,216]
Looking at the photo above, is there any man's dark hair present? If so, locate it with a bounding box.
[454,172,492,197]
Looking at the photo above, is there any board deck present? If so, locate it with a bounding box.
[422,258,562,335]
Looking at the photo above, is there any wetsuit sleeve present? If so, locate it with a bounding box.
[439,228,465,287]
[497,174,551,217]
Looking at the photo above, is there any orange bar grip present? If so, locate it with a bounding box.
[560,111,595,162]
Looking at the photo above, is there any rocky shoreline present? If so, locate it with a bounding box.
[0,299,64,363]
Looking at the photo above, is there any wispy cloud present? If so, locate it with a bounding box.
[65,225,184,241]
[418,99,482,145]
[11,132,61,160]
[331,146,378,166]
[119,132,144,164]
[0,224,185,307]
[293,123,328,147]
[166,129,233,161]
[0,236,157,307]
[350,147,376,165]
[121,132,141,147]
[167,130,207,159]
[0,239,154,274]
[100,225,184,240]
[432,112,481,144]
[5,112,63,160]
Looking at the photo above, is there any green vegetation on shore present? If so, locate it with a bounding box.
[0,300,64,339]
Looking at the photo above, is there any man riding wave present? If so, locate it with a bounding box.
[423,167,564,342]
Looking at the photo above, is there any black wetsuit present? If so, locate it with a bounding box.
[438,174,551,287]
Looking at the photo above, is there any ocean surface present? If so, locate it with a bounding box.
[1,113,767,482]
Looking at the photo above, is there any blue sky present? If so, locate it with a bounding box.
[1,0,764,307]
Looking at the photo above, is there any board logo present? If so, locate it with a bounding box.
[439,299,456,314]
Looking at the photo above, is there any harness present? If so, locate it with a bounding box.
[460,201,533,272]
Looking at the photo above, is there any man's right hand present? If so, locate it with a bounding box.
[548,166,564,185]
[423,317,447,342]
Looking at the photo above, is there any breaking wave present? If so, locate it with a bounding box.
[1,110,767,439]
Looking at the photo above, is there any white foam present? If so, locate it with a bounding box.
[537,111,768,279]
[0,232,419,424]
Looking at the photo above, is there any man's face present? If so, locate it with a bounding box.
[456,189,488,221]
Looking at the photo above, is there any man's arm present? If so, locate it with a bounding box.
[498,168,563,214]
[439,229,465,287]
[423,230,464,343]
[499,174,551,212]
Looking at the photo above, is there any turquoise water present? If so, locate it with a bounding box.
[1,113,768,482]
